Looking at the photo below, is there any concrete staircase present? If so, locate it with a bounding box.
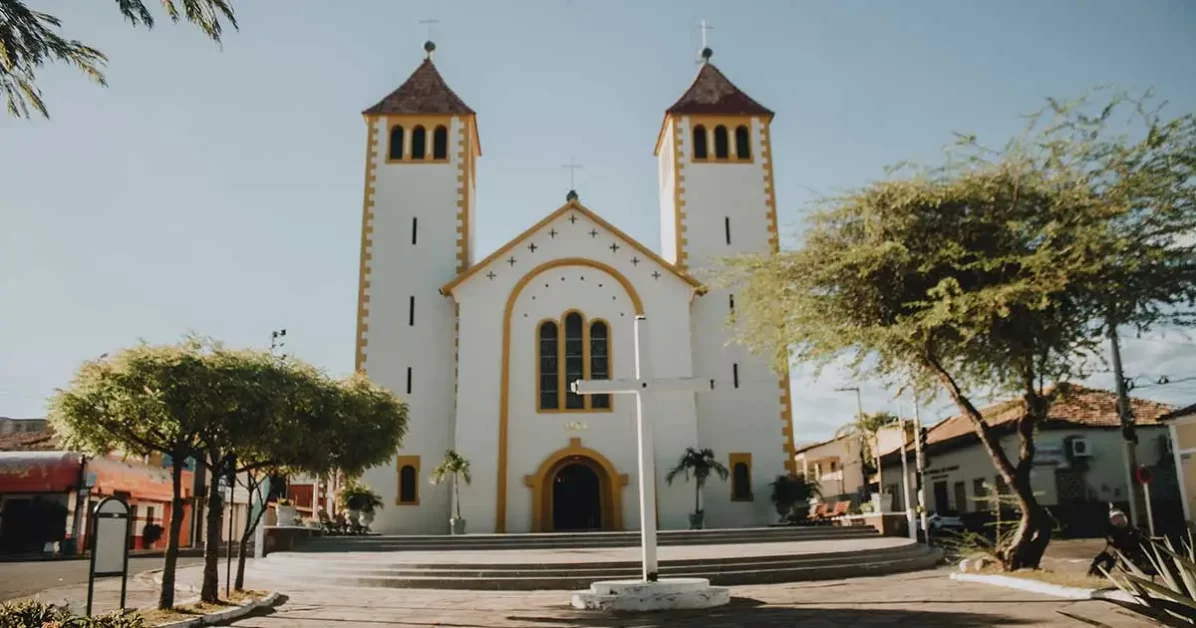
[249,527,941,590]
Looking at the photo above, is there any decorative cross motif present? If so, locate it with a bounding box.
[507,256,517,266]
[528,242,538,253]
[699,19,714,49]
[589,229,599,238]
[569,214,578,224]
[549,228,558,238]
[631,256,641,266]
[651,271,661,280]
[562,159,584,190]
[486,271,496,280]
[610,242,621,253]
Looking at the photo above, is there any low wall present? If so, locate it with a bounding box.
[263,525,319,555]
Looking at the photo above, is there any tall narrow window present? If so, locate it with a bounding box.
[397,456,419,504]
[589,321,610,409]
[735,125,751,160]
[388,126,404,160]
[411,217,418,245]
[733,363,740,388]
[432,125,448,159]
[406,367,412,394]
[692,125,708,159]
[724,217,732,245]
[408,296,415,326]
[729,294,735,312]
[538,322,559,410]
[730,453,752,501]
[411,126,427,160]
[714,125,730,159]
[564,312,585,409]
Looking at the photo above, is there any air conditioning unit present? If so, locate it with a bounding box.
[1160,434,1174,456]
[1069,437,1093,458]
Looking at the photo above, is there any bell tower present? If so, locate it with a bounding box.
[655,46,797,526]
[355,41,480,534]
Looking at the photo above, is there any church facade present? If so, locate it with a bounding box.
[354,45,797,534]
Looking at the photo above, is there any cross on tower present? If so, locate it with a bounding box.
[699,20,714,53]
[573,317,716,582]
[562,159,584,191]
[419,18,440,41]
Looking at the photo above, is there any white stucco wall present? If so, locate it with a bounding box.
[662,115,789,527]
[450,205,700,533]
[657,124,677,265]
[358,115,470,534]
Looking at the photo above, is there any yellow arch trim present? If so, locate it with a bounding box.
[496,258,644,532]
[523,437,629,532]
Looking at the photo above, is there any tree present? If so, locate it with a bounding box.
[48,339,215,609]
[429,449,471,522]
[769,474,821,522]
[719,93,1196,569]
[833,411,898,498]
[1,0,237,118]
[665,447,729,522]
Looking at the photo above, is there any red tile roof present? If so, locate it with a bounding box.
[925,384,1173,448]
[666,63,773,118]
[363,59,474,116]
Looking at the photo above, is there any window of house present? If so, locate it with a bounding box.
[735,125,751,160]
[692,125,708,159]
[411,126,427,160]
[537,311,613,412]
[397,457,419,504]
[388,125,404,160]
[730,453,752,501]
[432,125,448,160]
[973,478,988,510]
[713,125,730,159]
[954,481,968,514]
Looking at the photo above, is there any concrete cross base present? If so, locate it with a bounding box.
[570,577,730,611]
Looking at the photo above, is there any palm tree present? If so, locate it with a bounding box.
[666,447,729,526]
[429,449,472,522]
[834,411,899,500]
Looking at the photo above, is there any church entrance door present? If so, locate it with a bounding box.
[551,459,602,531]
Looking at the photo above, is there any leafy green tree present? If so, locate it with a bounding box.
[1,0,237,118]
[720,93,1196,569]
[665,447,729,518]
[48,339,216,609]
[429,449,472,522]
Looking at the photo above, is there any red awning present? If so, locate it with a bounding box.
[0,451,82,493]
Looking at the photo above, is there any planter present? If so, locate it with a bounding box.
[348,509,362,526]
[450,518,467,535]
[275,504,298,526]
[361,511,375,530]
[688,512,705,530]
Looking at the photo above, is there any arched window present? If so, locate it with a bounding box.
[564,312,585,409]
[432,125,448,160]
[730,453,752,501]
[714,125,730,159]
[692,125,708,159]
[398,459,419,504]
[538,321,559,411]
[388,125,404,160]
[589,321,610,409]
[411,125,427,160]
[735,125,751,160]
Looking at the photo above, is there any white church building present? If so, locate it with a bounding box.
[354,42,797,534]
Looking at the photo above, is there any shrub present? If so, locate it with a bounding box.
[0,600,144,627]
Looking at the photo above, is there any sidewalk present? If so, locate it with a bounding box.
[29,562,223,616]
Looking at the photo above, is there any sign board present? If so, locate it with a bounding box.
[87,497,130,616]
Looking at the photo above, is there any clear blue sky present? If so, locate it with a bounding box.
[3,1,1196,440]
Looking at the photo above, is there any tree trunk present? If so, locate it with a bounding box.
[694,482,701,514]
[157,451,186,609]
[200,454,224,603]
[453,475,461,520]
[926,356,1052,569]
[234,474,264,591]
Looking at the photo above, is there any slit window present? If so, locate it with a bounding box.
[692,125,708,159]
[411,126,427,160]
[725,217,731,245]
[412,217,418,245]
[408,296,415,326]
[733,363,739,388]
[714,125,730,159]
[406,367,412,395]
[388,125,404,160]
[432,125,448,160]
[735,125,751,160]
[729,294,735,312]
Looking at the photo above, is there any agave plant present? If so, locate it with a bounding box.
[1100,532,1196,626]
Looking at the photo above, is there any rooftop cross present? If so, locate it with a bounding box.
[562,159,584,200]
[419,18,440,58]
[699,20,714,61]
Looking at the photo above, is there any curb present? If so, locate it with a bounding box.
[949,572,1120,600]
[153,591,280,628]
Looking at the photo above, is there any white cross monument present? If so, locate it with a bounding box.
[568,315,730,611]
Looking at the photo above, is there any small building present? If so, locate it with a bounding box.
[0,428,196,554]
[878,384,1178,536]
[1161,404,1196,526]
[794,436,867,504]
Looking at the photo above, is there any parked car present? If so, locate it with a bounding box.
[918,511,965,532]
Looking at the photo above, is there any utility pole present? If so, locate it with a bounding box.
[911,391,929,541]
[898,411,915,541]
[1108,320,1144,528]
[837,386,881,507]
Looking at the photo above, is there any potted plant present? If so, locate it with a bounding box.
[274,497,298,526]
[769,474,822,523]
[665,447,729,530]
[337,481,383,528]
[430,449,472,535]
